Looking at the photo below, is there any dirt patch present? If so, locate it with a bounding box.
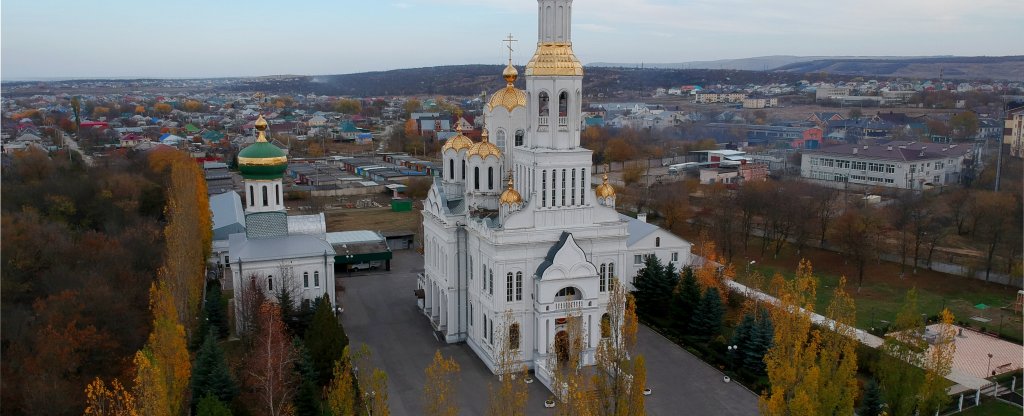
[324,206,421,236]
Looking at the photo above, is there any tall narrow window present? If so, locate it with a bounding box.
[551,170,557,206]
[470,302,474,326]
[571,169,576,205]
[515,272,523,301]
[303,272,309,288]
[276,184,280,205]
[561,169,567,206]
[489,269,494,296]
[488,167,494,190]
[541,170,547,207]
[268,276,273,291]
[507,272,514,302]
[474,167,480,190]
[656,237,661,247]
[314,271,320,287]
[482,266,487,292]
[449,159,455,179]
[262,186,268,206]
[608,263,615,290]
[461,160,466,180]
[558,91,568,117]
[496,130,506,149]
[249,185,255,207]
[580,168,586,205]
[469,257,474,281]
[538,92,550,116]
[510,323,521,350]
[515,129,524,147]
[599,264,607,292]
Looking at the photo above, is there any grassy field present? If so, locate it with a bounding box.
[959,399,1022,416]
[723,241,1023,342]
[323,206,421,235]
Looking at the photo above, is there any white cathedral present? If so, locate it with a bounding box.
[419,0,693,390]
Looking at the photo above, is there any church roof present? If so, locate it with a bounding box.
[525,42,584,77]
[620,213,659,246]
[228,232,335,263]
[535,231,572,278]
[287,213,326,238]
[488,85,527,112]
[441,124,474,153]
[246,212,289,239]
[210,191,245,240]
[466,129,502,159]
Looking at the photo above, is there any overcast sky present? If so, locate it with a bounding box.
[2,0,1023,80]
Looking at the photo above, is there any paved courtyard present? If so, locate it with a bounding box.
[338,250,758,415]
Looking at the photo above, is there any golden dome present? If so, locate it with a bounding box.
[466,128,502,159]
[441,124,474,153]
[525,42,584,77]
[499,173,523,206]
[488,86,527,112]
[595,172,616,198]
[254,114,269,141]
[502,62,519,83]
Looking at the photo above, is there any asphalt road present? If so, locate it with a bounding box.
[338,250,758,415]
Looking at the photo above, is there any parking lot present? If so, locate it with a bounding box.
[338,250,758,415]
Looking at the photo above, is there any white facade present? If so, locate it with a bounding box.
[800,142,973,190]
[419,0,690,392]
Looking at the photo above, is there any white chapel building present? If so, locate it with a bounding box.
[226,115,337,333]
[419,0,692,390]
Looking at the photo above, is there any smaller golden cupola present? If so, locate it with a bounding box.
[441,124,474,153]
[488,60,527,112]
[595,171,616,198]
[466,128,502,159]
[499,171,523,206]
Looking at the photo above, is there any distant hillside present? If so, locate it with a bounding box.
[591,55,935,71]
[774,56,1024,81]
[228,65,831,97]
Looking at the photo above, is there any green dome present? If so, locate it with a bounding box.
[238,115,287,179]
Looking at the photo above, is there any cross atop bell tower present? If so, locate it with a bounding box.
[503,33,517,63]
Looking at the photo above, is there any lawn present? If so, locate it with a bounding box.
[959,399,1022,416]
[726,241,1023,342]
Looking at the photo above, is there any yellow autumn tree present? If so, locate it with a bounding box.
[918,308,957,414]
[423,350,460,416]
[816,276,858,415]
[325,347,357,416]
[146,282,191,416]
[760,260,821,415]
[693,234,734,293]
[592,283,645,416]
[132,349,169,416]
[487,310,529,416]
[368,369,391,416]
[84,377,138,416]
[550,307,597,416]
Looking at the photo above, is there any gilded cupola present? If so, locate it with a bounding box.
[466,128,502,159]
[441,124,474,153]
[238,114,288,180]
[499,172,523,206]
[595,171,616,198]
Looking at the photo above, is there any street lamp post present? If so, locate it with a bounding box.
[987,353,994,378]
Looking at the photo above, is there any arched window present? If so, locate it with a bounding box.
[656,237,661,247]
[550,170,557,206]
[262,186,268,206]
[474,167,480,190]
[488,167,494,190]
[449,159,455,179]
[268,276,274,291]
[496,129,506,149]
[509,323,521,350]
[608,263,616,290]
[507,272,514,302]
[599,264,607,292]
[601,313,611,338]
[538,91,550,117]
[515,129,524,147]
[489,269,494,296]
[249,185,255,207]
[558,91,568,117]
[515,271,523,301]
[303,272,309,288]
[556,287,577,297]
[461,160,466,180]
[275,184,280,205]
[314,271,319,287]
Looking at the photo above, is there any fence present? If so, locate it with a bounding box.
[940,377,1022,415]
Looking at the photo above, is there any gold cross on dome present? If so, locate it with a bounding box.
[503,33,517,62]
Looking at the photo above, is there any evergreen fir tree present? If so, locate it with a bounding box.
[191,329,238,407]
[205,280,229,339]
[277,288,297,335]
[859,379,884,416]
[305,294,348,386]
[690,287,724,338]
[729,312,755,368]
[293,339,323,416]
[196,394,232,416]
[631,255,677,319]
[670,267,702,335]
[744,308,773,375]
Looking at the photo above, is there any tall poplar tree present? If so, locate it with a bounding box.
[423,350,460,416]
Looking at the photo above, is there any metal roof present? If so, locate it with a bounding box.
[229,233,335,263]
[326,230,385,245]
